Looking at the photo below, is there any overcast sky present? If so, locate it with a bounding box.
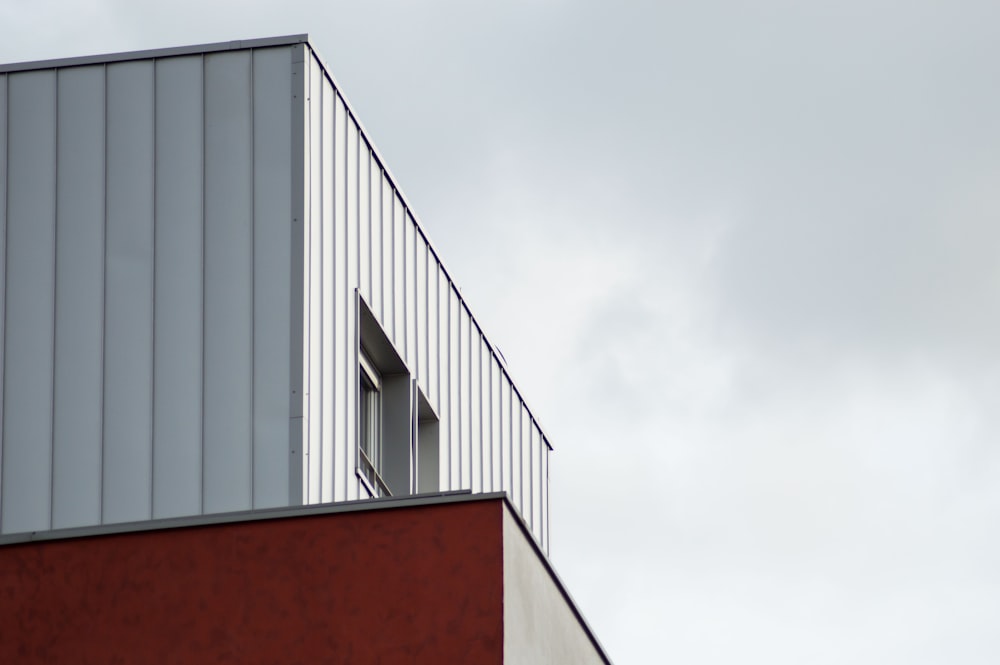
[4,2,999,663]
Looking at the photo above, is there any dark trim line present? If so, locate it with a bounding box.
[0,488,477,546]
[0,35,309,74]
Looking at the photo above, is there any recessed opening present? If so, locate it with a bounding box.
[357,293,439,499]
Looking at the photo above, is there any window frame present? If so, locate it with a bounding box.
[358,346,391,497]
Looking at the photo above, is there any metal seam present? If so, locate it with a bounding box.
[99,64,108,524]
[49,70,58,530]
[150,59,157,520]
[199,53,206,516]
[0,73,8,533]
[249,49,255,510]
[342,95,348,499]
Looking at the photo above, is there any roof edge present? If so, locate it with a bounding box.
[0,34,310,74]
[0,489,493,546]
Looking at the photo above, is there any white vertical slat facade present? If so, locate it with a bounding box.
[299,48,551,549]
[0,37,550,552]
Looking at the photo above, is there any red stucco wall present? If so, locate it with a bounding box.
[0,499,504,664]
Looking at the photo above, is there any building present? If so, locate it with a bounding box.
[0,36,611,663]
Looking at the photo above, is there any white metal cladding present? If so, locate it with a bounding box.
[298,48,550,549]
[0,43,297,533]
[0,37,550,551]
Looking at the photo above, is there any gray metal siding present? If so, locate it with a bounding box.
[0,40,550,551]
[252,46,294,509]
[153,54,204,519]
[203,51,253,513]
[2,70,56,534]
[53,65,105,529]
[0,45,297,534]
[103,59,155,524]
[0,74,6,527]
[287,45,306,506]
[301,49,551,549]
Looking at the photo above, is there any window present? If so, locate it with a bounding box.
[356,293,440,499]
[358,348,391,497]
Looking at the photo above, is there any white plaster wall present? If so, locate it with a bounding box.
[503,505,610,664]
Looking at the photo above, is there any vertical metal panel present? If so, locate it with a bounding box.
[467,316,477,490]
[1,70,56,533]
[416,241,432,394]
[512,394,522,505]
[415,237,427,395]
[513,399,525,515]
[358,141,370,305]
[541,431,548,545]
[152,55,203,519]
[459,305,472,489]
[521,405,535,527]
[482,350,491,492]
[491,357,502,492]
[425,251,438,411]
[368,159,381,316]
[481,337,493,492]
[531,423,541,537]
[202,51,253,513]
[540,432,546,544]
[470,330,482,493]
[103,60,154,524]
[305,57,322,505]
[482,338,492,491]
[392,194,405,349]
[405,213,416,367]
[448,289,460,487]
[437,266,452,489]
[501,377,512,496]
[298,55,311,504]
[52,65,105,528]
[380,176,393,333]
[252,46,293,509]
[333,92,348,502]
[542,441,549,552]
[288,44,306,506]
[345,112,359,501]
[436,265,450,488]
[0,74,6,523]
[320,77,335,503]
